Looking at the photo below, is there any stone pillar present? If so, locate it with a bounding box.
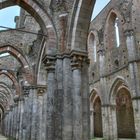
[13,95,21,140]
[36,86,46,140]
[7,109,12,138]
[90,109,94,138]
[16,98,21,140]
[97,47,105,77]
[102,105,117,140]
[81,55,90,140]
[132,98,140,139]
[3,110,9,136]
[30,86,38,140]
[71,54,83,140]
[43,56,56,140]
[42,89,47,140]
[13,103,18,139]
[22,86,30,140]
[24,86,33,140]
[125,29,140,139]
[54,57,63,140]
[62,55,73,140]
[125,29,136,62]
[18,96,25,140]
[6,110,9,137]
[9,105,14,138]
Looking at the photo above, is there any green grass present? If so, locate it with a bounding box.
[7,137,16,140]
[91,138,105,140]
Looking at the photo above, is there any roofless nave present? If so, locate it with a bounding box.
[0,0,140,140]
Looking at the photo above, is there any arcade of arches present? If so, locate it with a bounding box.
[0,0,140,140]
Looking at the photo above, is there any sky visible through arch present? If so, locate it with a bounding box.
[0,0,110,57]
[0,0,110,30]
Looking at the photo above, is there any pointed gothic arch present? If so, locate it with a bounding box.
[109,77,136,139]
[88,30,99,63]
[0,0,57,55]
[90,89,103,138]
[0,70,20,95]
[104,9,125,49]
[68,0,96,51]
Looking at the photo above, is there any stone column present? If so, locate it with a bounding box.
[13,102,18,139]
[6,110,9,137]
[16,97,21,140]
[97,47,105,77]
[36,86,46,140]
[132,98,140,139]
[13,95,21,140]
[9,105,14,138]
[102,105,117,140]
[25,86,33,140]
[125,29,136,62]
[42,89,47,140]
[18,96,25,140]
[30,86,38,140]
[7,108,12,138]
[81,55,90,140]
[125,29,140,139]
[22,86,30,140]
[43,56,56,140]
[62,55,73,140]
[71,53,83,140]
[90,109,94,138]
[54,56,63,140]
[3,110,9,136]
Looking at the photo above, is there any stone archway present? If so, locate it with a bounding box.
[116,87,136,138]
[90,90,103,138]
[110,77,136,139]
[0,70,20,95]
[0,0,57,55]
[93,96,103,137]
[0,45,34,84]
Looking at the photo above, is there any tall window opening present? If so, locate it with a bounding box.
[107,12,121,49]
[88,33,97,63]
[114,17,120,47]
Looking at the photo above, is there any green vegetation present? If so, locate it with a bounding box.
[91,138,105,140]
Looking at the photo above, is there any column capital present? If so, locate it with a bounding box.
[22,86,30,97]
[97,48,105,56]
[42,55,56,72]
[13,95,20,103]
[70,51,89,70]
[124,29,134,37]
[37,85,47,96]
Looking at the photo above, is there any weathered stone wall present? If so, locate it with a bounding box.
[89,0,140,139]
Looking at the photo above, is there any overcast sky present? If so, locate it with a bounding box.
[0,0,110,30]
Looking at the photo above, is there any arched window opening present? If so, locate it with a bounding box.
[88,33,97,63]
[107,12,121,49]
[0,53,9,58]
[116,88,136,138]
[114,17,120,47]
[0,53,21,71]
[93,39,97,62]
[0,6,20,31]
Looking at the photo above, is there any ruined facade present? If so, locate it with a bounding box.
[0,0,94,140]
[89,0,140,139]
[0,0,140,140]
